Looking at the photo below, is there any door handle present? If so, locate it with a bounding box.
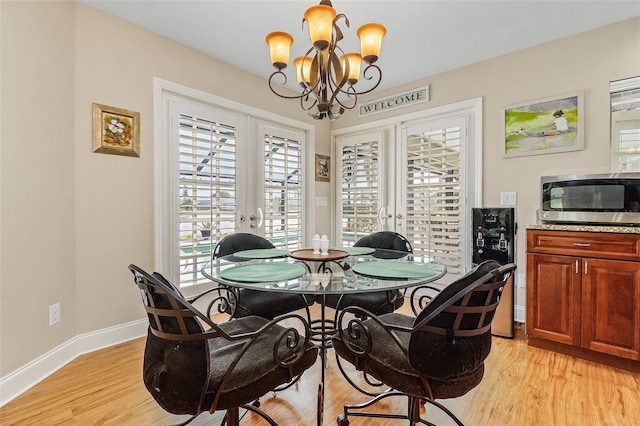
[377,207,392,225]
[250,208,264,228]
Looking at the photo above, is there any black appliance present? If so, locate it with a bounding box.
[472,207,516,338]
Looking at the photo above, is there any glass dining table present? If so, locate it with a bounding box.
[201,247,447,426]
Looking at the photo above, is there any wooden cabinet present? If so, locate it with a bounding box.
[527,230,640,364]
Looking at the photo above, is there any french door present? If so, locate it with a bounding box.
[335,112,475,277]
[161,95,307,287]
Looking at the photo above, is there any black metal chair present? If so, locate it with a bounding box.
[332,260,516,425]
[213,233,314,319]
[323,231,413,315]
[129,264,318,426]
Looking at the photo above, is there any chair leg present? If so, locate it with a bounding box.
[225,408,240,426]
[337,391,465,426]
[167,412,203,426]
[337,390,410,425]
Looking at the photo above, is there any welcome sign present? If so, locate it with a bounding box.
[358,86,430,117]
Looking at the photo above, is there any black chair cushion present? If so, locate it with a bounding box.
[408,260,501,382]
[213,232,276,259]
[233,290,313,319]
[213,233,315,319]
[323,232,411,313]
[204,316,319,410]
[143,330,208,415]
[322,291,404,315]
[332,312,484,400]
[144,315,318,415]
[354,231,413,253]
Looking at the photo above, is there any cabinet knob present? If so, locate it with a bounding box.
[573,243,591,247]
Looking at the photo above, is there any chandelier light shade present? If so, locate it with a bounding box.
[266,32,294,70]
[357,23,386,64]
[266,0,386,120]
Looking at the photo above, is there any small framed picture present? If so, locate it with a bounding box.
[503,92,583,158]
[92,103,140,157]
[315,154,330,182]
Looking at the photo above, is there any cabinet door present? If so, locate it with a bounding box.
[526,253,582,345]
[582,258,640,360]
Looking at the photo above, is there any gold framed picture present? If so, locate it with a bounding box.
[315,154,330,182]
[92,103,140,157]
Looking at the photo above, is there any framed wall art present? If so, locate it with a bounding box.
[92,103,140,157]
[503,92,583,158]
[315,154,330,182]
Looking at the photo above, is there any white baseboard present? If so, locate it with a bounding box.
[515,304,525,323]
[0,319,147,407]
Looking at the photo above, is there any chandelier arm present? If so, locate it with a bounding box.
[301,95,321,116]
[268,71,318,100]
[333,96,357,111]
[336,64,383,97]
[333,13,349,43]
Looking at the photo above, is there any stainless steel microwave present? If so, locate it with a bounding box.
[540,172,640,225]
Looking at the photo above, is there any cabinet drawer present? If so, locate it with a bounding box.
[527,230,640,261]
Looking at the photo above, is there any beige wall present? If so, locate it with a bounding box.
[0,1,328,377]
[1,0,638,388]
[333,17,640,308]
[1,0,77,376]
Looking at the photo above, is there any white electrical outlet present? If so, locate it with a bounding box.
[49,303,61,325]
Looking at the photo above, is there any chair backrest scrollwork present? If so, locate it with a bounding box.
[408,260,516,380]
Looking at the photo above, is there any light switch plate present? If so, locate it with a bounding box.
[500,192,517,206]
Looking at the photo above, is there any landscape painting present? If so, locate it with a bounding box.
[503,92,583,158]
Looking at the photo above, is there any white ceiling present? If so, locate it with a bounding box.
[80,0,640,91]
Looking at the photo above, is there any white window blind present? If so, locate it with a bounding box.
[340,140,379,245]
[178,113,237,287]
[263,131,304,250]
[612,120,640,171]
[405,125,462,274]
[611,77,640,172]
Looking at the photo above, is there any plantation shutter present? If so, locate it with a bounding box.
[177,113,238,287]
[405,122,464,274]
[610,81,640,171]
[339,138,380,245]
[262,126,305,250]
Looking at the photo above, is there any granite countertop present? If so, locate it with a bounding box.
[526,222,640,234]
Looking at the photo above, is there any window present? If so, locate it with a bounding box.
[177,110,239,286]
[403,120,465,274]
[261,124,305,250]
[611,77,640,171]
[336,133,383,245]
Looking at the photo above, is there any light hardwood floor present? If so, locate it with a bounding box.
[2,303,639,425]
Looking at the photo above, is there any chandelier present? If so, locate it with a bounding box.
[266,0,386,120]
